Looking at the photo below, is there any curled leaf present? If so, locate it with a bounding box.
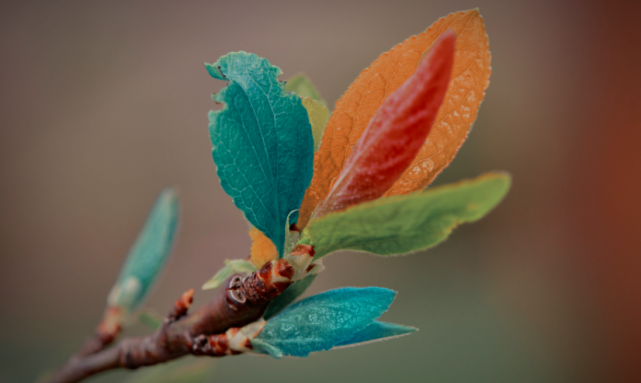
[312,31,455,219]
[207,52,314,256]
[300,173,510,260]
[298,9,491,228]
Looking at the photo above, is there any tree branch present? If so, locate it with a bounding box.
[47,259,295,383]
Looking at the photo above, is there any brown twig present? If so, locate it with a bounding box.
[47,259,294,383]
[75,306,122,358]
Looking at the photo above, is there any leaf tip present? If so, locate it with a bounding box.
[250,338,284,359]
[201,281,216,291]
[481,171,512,195]
[159,187,180,207]
[205,62,225,81]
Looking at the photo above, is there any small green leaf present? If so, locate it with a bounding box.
[252,287,396,358]
[333,321,417,349]
[207,52,315,256]
[201,266,233,290]
[263,274,317,320]
[202,259,256,290]
[225,259,257,274]
[108,188,180,311]
[123,357,215,383]
[285,74,325,104]
[138,310,163,330]
[301,173,511,259]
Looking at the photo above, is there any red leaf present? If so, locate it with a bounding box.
[311,30,457,220]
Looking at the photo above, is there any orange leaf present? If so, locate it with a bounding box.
[313,31,456,219]
[249,227,278,268]
[386,10,491,196]
[297,9,491,228]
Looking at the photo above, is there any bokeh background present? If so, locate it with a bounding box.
[1,0,639,382]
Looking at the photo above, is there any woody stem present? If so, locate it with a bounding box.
[46,259,294,383]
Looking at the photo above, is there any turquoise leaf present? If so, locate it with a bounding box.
[207,52,314,256]
[263,274,317,320]
[333,321,417,348]
[108,188,180,311]
[252,287,396,358]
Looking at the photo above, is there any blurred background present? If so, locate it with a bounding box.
[1,0,639,382]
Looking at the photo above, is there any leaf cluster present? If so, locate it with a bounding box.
[101,8,506,378]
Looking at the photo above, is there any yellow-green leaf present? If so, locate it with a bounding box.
[300,173,510,259]
[302,98,329,152]
[285,74,325,104]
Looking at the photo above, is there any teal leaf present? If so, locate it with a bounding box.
[252,287,396,357]
[250,338,284,358]
[207,52,314,256]
[333,321,417,348]
[300,173,511,260]
[263,274,317,320]
[108,188,180,311]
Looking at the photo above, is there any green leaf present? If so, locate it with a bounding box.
[207,52,314,256]
[252,287,396,358]
[302,98,329,152]
[107,188,180,311]
[333,321,417,348]
[285,74,325,104]
[201,266,233,291]
[138,310,163,330]
[123,357,215,383]
[202,259,256,290]
[263,274,317,320]
[225,258,257,273]
[300,173,511,259]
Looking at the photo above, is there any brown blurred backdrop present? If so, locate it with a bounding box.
[1,0,639,382]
